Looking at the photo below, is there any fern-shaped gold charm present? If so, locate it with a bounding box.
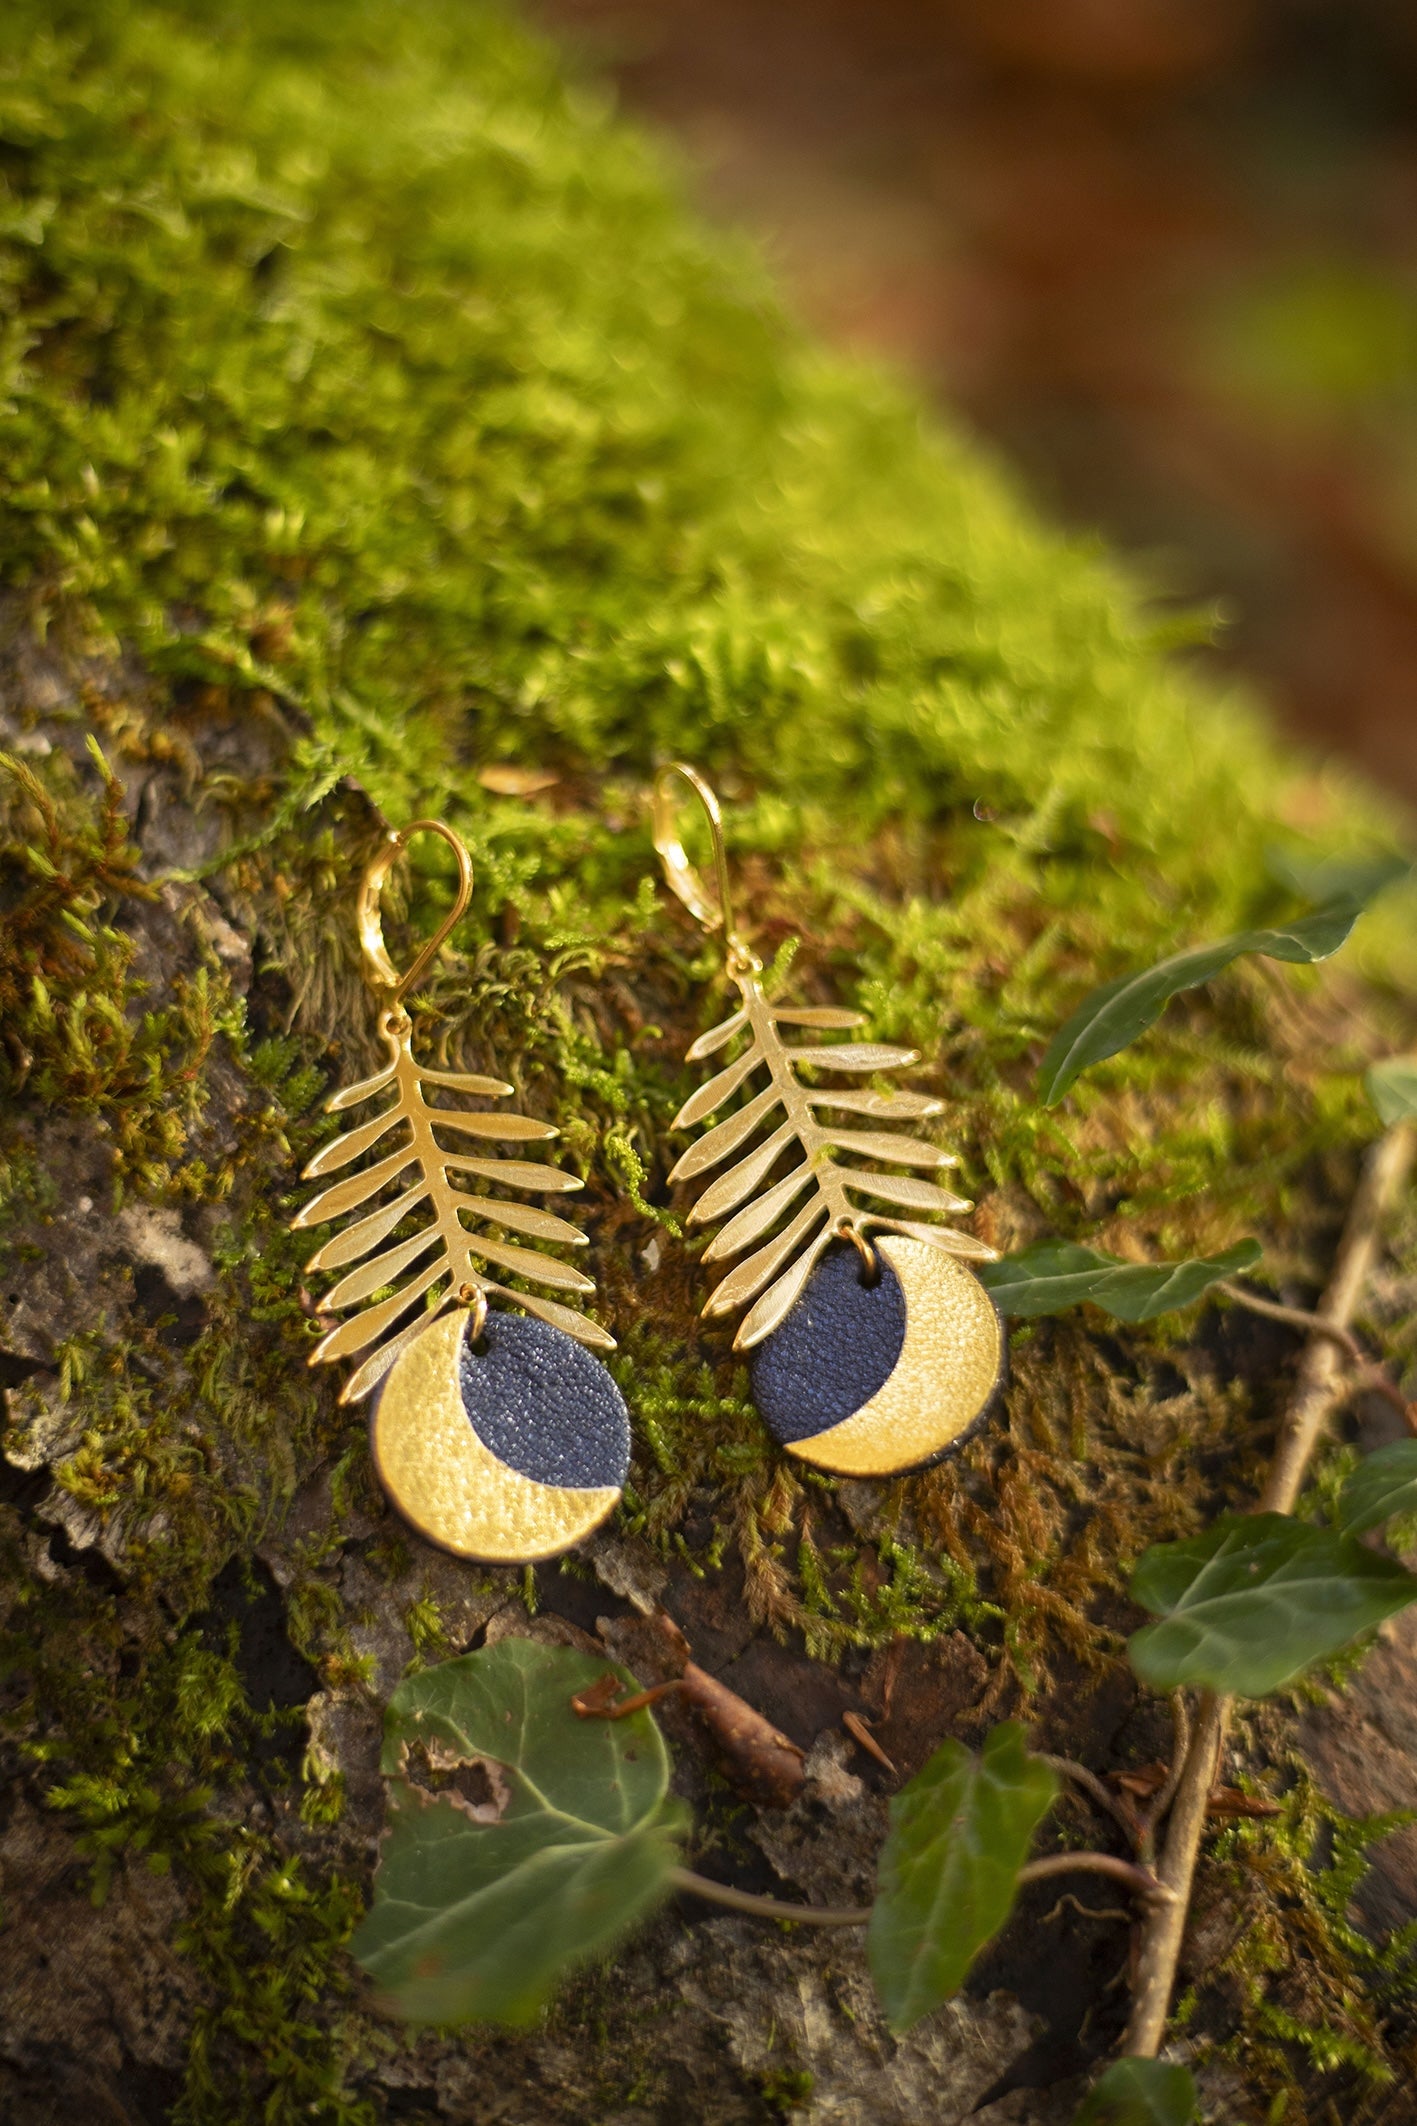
[652,761,999,1361]
[653,765,1003,1474]
[293,819,613,1408]
[670,977,996,1349]
[295,1015,612,1403]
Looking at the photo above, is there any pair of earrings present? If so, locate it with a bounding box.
[292,766,1003,1565]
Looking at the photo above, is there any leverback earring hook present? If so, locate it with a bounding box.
[357,818,474,1009]
[651,763,759,974]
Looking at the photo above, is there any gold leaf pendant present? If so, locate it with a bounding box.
[293,820,625,1561]
[653,767,1003,1475]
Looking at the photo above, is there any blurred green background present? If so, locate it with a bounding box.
[537,0,1417,803]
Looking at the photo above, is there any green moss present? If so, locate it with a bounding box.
[0,744,247,1195]
[0,1534,371,2119]
[1172,1750,1417,2114]
[0,0,1414,2116]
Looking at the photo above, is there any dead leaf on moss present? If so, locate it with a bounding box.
[477,765,559,796]
[1111,1761,1280,1820]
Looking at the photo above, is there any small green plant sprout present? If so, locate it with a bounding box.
[977,866,1417,2082]
[352,1640,1170,2036]
[1073,2057,1197,2126]
[978,1239,1262,1324]
[866,1723,1056,2030]
[1367,1056,1417,1126]
[1127,1511,1417,1697]
[1037,852,1407,1103]
[350,1638,685,2025]
[1333,1438,1417,1536]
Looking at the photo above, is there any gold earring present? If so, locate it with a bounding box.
[292,818,626,1562]
[652,765,1002,1476]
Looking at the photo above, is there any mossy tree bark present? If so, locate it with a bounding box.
[2,5,1417,2123]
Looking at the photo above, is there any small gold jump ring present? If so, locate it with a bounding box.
[357,819,473,1005]
[457,1282,489,1345]
[838,1222,880,1286]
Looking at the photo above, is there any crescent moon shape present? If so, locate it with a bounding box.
[370,1306,628,1562]
[749,1236,1002,1476]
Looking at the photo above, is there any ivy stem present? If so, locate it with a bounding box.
[1214,1281,1365,1364]
[1123,1123,1415,2060]
[1038,1755,1143,1851]
[1016,1853,1173,1906]
[667,1867,868,1926]
[668,1851,1169,1927]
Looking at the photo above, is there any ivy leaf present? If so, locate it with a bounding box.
[1366,1058,1417,1127]
[1266,847,1411,910]
[351,1638,684,2025]
[1337,1440,1417,1539]
[1074,2057,1197,2126]
[978,1238,1261,1323]
[1039,862,1407,1104]
[1128,1513,1417,1697]
[868,1723,1057,2033]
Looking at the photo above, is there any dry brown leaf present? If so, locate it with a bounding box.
[477,764,560,796]
[842,1709,898,1775]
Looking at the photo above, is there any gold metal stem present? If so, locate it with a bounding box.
[737,972,863,1247]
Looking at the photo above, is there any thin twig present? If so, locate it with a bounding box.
[1019,1852,1172,1906]
[1220,1277,1414,1424]
[1215,1281,1364,1364]
[1123,1125,1414,2060]
[1122,1694,1228,2057]
[1353,1367,1417,1433]
[668,1847,1169,1929]
[1038,1754,1144,1851]
[1154,1693,1192,1825]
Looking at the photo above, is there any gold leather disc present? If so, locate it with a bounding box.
[750,1235,1002,1476]
[371,1307,625,1562]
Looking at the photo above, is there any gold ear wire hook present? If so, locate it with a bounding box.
[357,818,474,1007]
[651,763,759,974]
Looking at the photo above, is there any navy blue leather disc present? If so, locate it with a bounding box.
[750,1243,906,1447]
[458,1311,629,1490]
